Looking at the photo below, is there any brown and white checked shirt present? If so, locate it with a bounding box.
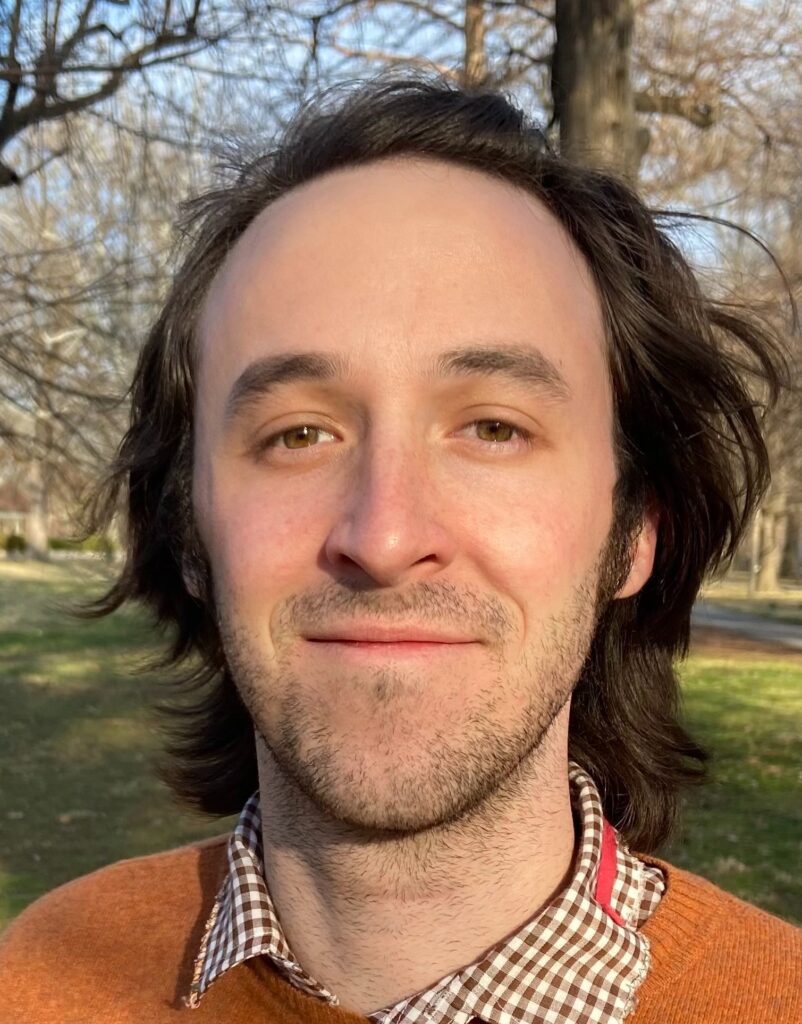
[185,761,666,1023]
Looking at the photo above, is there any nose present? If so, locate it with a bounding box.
[322,438,458,587]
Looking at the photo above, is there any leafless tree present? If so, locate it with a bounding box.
[2,0,799,569]
[0,106,205,553]
[0,0,281,186]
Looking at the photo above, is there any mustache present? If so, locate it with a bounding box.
[279,579,514,645]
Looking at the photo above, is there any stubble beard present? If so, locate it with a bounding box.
[216,545,620,841]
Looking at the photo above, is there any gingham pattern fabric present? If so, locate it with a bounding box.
[185,761,665,1022]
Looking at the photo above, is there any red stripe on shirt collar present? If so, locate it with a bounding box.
[595,819,628,926]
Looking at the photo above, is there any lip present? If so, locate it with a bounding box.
[303,638,479,659]
[304,625,477,644]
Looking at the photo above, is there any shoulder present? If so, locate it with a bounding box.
[632,854,801,1023]
[0,835,229,1023]
[0,832,229,944]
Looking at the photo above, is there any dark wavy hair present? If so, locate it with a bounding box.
[88,71,790,854]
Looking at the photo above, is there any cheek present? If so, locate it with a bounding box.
[452,459,614,604]
[198,467,321,610]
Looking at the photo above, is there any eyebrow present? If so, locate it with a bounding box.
[224,344,571,424]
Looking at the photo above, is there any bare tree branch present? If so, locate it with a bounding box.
[635,90,717,128]
[0,0,259,186]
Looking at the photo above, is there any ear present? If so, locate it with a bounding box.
[614,509,659,600]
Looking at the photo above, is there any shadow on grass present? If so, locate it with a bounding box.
[656,658,802,926]
[0,605,234,925]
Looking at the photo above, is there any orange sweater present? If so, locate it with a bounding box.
[0,834,800,1023]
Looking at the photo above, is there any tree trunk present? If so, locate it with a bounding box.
[756,511,788,592]
[462,0,487,87]
[552,0,643,180]
[26,455,50,561]
[756,469,789,592]
[747,510,762,597]
[795,512,802,580]
[107,513,125,565]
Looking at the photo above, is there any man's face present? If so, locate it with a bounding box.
[193,157,654,833]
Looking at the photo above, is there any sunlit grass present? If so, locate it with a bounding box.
[658,656,802,925]
[701,573,802,625]
[0,560,234,926]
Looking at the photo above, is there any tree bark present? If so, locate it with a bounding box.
[462,0,488,87]
[552,0,643,180]
[794,511,802,580]
[756,469,790,592]
[25,448,50,561]
[747,510,762,597]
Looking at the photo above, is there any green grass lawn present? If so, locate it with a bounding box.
[0,559,235,927]
[701,574,802,626]
[1,560,801,931]
[657,656,802,924]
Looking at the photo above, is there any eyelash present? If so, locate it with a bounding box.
[255,419,535,455]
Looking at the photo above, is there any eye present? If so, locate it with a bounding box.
[463,419,534,447]
[257,424,337,452]
[253,418,534,458]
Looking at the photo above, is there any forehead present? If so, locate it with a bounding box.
[197,156,608,404]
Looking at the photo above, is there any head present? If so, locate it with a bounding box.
[92,73,787,853]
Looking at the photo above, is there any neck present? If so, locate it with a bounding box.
[256,721,578,1016]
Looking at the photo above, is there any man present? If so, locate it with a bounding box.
[1,73,799,1023]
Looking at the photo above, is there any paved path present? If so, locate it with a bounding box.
[692,602,802,652]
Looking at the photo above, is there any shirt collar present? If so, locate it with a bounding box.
[185,761,662,1023]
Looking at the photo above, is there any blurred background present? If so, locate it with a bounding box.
[1,0,801,931]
